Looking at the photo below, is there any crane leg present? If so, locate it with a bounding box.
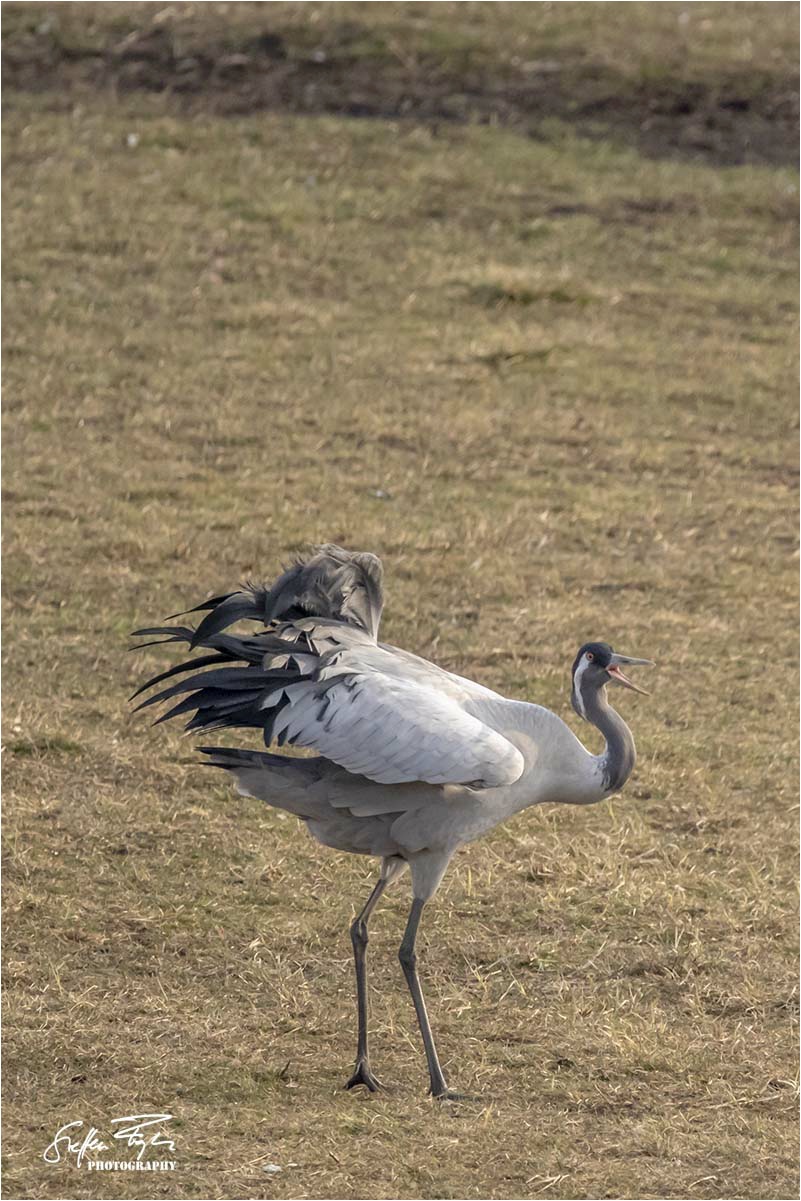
[345,858,402,1092]
[399,897,468,1101]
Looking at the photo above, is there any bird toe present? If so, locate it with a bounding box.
[433,1088,479,1103]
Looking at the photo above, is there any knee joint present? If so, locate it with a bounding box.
[351,918,368,948]
[398,944,416,971]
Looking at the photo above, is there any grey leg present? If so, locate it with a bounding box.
[345,874,390,1092]
[399,897,467,1100]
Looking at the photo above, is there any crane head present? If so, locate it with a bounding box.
[571,641,654,720]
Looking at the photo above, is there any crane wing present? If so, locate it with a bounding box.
[134,618,524,789]
[132,544,524,790]
[264,644,524,788]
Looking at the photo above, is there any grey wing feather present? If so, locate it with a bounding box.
[262,640,524,788]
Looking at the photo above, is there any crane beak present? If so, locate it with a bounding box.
[606,653,654,695]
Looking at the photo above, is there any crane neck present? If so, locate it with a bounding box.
[584,686,636,795]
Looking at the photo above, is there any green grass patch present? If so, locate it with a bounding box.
[7,735,83,757]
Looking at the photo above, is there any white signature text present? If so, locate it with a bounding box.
[43,1114,176,1169]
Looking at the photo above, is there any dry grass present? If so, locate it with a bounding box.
[2,3,799,1199]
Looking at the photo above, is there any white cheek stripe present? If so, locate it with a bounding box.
[572,656,592,719]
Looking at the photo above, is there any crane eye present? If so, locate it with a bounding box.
[585,651,594,661]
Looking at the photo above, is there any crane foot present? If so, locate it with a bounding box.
[345,1061,387,1092]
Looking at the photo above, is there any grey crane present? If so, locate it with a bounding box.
[132,544,652,1100]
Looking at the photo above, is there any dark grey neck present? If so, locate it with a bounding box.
[583,687,637,795]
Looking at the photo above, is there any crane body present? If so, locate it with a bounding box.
[133,544,652,1100]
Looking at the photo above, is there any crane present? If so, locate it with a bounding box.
[132,544,652,1101]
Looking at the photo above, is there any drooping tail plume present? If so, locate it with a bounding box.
[159,543,384,649]
[258,543,384,639]
[130,544,384,740]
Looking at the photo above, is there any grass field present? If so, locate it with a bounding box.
[3,3,799,1199]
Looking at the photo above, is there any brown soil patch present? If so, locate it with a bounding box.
[4,12,798,166]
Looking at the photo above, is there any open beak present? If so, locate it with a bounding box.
[606,653,654,695]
